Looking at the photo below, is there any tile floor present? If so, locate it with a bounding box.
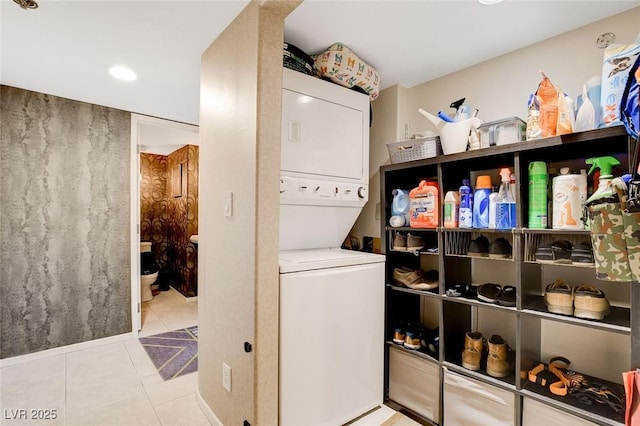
[1,288,418,426]
[1,288,207,426]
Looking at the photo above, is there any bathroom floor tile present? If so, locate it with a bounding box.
[142,371,198,406]
[66,342,136,382]
[158,310,198,331]
[66,394,160,426]
[124,338,159,378]
[154,393,211,426]
[66,369,147,416]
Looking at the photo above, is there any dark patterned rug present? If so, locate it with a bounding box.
[139,325,198,381]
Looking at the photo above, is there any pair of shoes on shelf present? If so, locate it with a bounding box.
[477,283,516,307]
[393,323,438,353]
[393,267,439,291]
[544,279,610,320]
[445,282,477,298]
[392,324,421,349]
[468,236,512,259]
[535,241,594,266]
[393,233,425,252]
[462,332,513,378]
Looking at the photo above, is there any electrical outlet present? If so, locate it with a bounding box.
[222,363,231,392]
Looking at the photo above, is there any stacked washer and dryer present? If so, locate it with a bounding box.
[279,68,385,425]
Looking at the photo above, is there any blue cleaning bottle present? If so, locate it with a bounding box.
[496,168,517,229]
[472,175,492,228]
[459,179,473,228]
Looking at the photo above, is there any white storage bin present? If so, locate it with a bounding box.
[522,397,597,426]
[443,369,515,426]
[388,346,440,422]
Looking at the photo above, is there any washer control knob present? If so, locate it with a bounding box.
[357,187,366,199]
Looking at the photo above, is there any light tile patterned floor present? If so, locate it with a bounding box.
[0,288,205,426]
[1,288,413,426]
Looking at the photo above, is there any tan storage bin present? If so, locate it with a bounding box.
[443,369,515,426]
[522,397,597,426]
[388,346,440,422]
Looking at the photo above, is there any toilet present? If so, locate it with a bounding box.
[140,242,159,302]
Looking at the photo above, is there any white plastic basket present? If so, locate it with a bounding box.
[387,137,442,164]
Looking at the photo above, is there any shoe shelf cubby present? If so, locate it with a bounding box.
[443,229,515,261]
[522,229,593,265]
[386,227,439,256]
[380,126,637,426]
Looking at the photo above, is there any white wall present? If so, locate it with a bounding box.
[351,6,640,244]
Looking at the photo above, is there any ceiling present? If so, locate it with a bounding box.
[2,0,639,153]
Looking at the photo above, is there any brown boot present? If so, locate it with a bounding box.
[486,335,512,378]
[462,331,483,371]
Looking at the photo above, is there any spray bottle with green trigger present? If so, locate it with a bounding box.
[585,156,621,205]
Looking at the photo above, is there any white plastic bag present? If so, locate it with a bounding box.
[574,84,596,132]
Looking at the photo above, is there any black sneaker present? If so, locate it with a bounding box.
[535,243,554,263]
[551,240,573,264]
[468,235,490,257]
[489,238,512,259]
[497,285,516,307]
[535,240,573,263]
[420,327,439,354]
[571,242,595,266]
[478,283,502,303]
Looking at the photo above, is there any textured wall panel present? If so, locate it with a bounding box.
[140,146,198,297]
[0,86,131,358]
[140,153,169,269]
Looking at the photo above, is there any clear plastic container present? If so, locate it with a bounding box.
[477,117,526,147]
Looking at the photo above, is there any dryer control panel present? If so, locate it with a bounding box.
[280,176,367,207]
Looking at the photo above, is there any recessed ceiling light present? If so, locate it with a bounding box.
[478,0,504,4]
[109,65,137,82]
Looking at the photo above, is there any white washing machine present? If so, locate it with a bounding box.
[279,69,385,425]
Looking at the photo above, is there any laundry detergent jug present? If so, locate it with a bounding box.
[410,180,439,228]
[390,189,410,227]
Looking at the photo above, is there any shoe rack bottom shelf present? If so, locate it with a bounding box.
[521,376,625,426]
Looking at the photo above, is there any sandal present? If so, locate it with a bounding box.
[528,356,582,396]
[571,384,625,413]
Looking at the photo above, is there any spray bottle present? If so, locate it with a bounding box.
[496,168,517,229]
[585,156,621,205]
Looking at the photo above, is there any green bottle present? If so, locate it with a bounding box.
[528,161,548,228]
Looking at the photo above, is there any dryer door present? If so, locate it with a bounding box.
[281,88,365,180]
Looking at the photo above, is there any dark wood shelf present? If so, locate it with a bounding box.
[386,341,439,364]
[521,295,630,334]
[381,126,635,424]
[521,372,625,426]
[442,360,517,389]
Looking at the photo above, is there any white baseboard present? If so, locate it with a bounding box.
[169,286,198,303]
[196,387,223,426]
[0,332,134,368]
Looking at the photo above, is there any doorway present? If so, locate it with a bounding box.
[130,113,199,335]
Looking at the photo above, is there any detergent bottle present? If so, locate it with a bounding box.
[496,168,517,230]
[459,179,473,228]
[390,189,410,227]
[585,156,621,205]
[443,190,460,228]
[472,175,492,228]
[410,180,439,228]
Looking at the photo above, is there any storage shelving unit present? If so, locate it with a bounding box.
[380,126,638,426]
